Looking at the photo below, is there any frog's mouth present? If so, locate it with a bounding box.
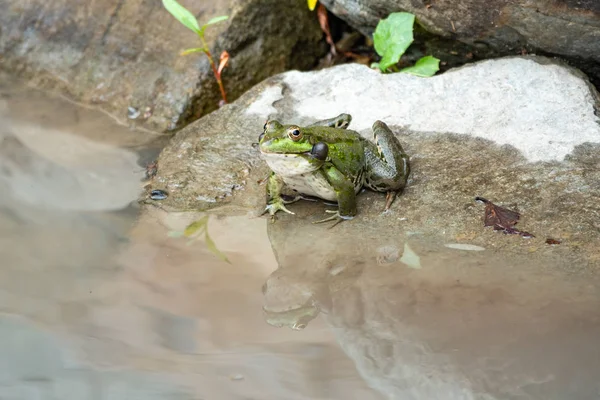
[260,152,322,176]
[259,142,329,161]
[263,304,321,330]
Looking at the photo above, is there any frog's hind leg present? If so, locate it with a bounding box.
[307,113,352,129]
[312,164,357,225]
[364,120,410,211]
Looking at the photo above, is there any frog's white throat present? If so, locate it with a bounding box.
[261,152,320,176]
[261,152,337,201]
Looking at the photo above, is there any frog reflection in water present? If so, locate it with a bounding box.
[263,301,321,331]
[258,113,410,223]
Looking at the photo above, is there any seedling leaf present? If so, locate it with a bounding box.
[400,55,440,77]
[162,0,200,34]
[205,230,231,264]
[205,15,229,25]
[199,15,229,36]
[181,47,206,56]
[373,12,415,72]
[184,216,209,238]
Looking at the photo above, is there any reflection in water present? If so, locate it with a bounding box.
[262,204,600,399]
[0,82,379,399]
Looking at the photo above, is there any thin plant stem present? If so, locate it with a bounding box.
[199,34,228,104]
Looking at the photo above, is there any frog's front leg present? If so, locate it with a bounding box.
[364,120,410,211]
[307,113,352,129]
[262,172,297,217]
[313,164,357,225]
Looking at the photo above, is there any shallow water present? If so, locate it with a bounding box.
[1,79,599,400]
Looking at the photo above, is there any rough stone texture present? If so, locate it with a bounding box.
[0,0,326,131]
[320,0,600,88]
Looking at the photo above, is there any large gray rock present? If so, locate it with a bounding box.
[146,55,600,399]
[0,0,326,131]
[320,0,600,88]
[149,55,600,212]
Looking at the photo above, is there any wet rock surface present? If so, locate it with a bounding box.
[262,202,600,399]
[0,0,326,131]
[319,0,600,88]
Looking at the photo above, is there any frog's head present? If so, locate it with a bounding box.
[258,121,329,175]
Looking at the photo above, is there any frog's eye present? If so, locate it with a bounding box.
[287,126,303,141]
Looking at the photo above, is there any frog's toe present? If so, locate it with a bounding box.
[263,200,295,217]
[384,191,397,211]
[312,210,354,225]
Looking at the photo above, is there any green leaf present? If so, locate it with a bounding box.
[400,55,440,77]
[204,15,229,26]
[162,0,200,33]
[199,15,229,36]
[373,12,415,72]
[205,230,231,264]
[180,47,206,56]
[183,216,209,238]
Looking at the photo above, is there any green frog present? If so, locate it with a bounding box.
[258,113,410,223]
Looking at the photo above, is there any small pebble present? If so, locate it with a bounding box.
[150,189,168,200]
[143,106,153,119]
[127,106,141,119]
[230,374,244,381]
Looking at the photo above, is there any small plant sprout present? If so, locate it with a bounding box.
[162,0,230,104]
[371,12,440,77]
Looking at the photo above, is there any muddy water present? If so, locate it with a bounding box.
[1,79,599,400]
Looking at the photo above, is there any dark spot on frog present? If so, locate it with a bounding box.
[310,142,329,161]
[150,189,168,200]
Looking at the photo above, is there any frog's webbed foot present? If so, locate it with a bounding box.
[312,209,353,227]
[262,198,296,218]
[307,113,352,129]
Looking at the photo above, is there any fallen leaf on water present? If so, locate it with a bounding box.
[169,216,231,263]
[184,216,209,237]
[475,197,535,238]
